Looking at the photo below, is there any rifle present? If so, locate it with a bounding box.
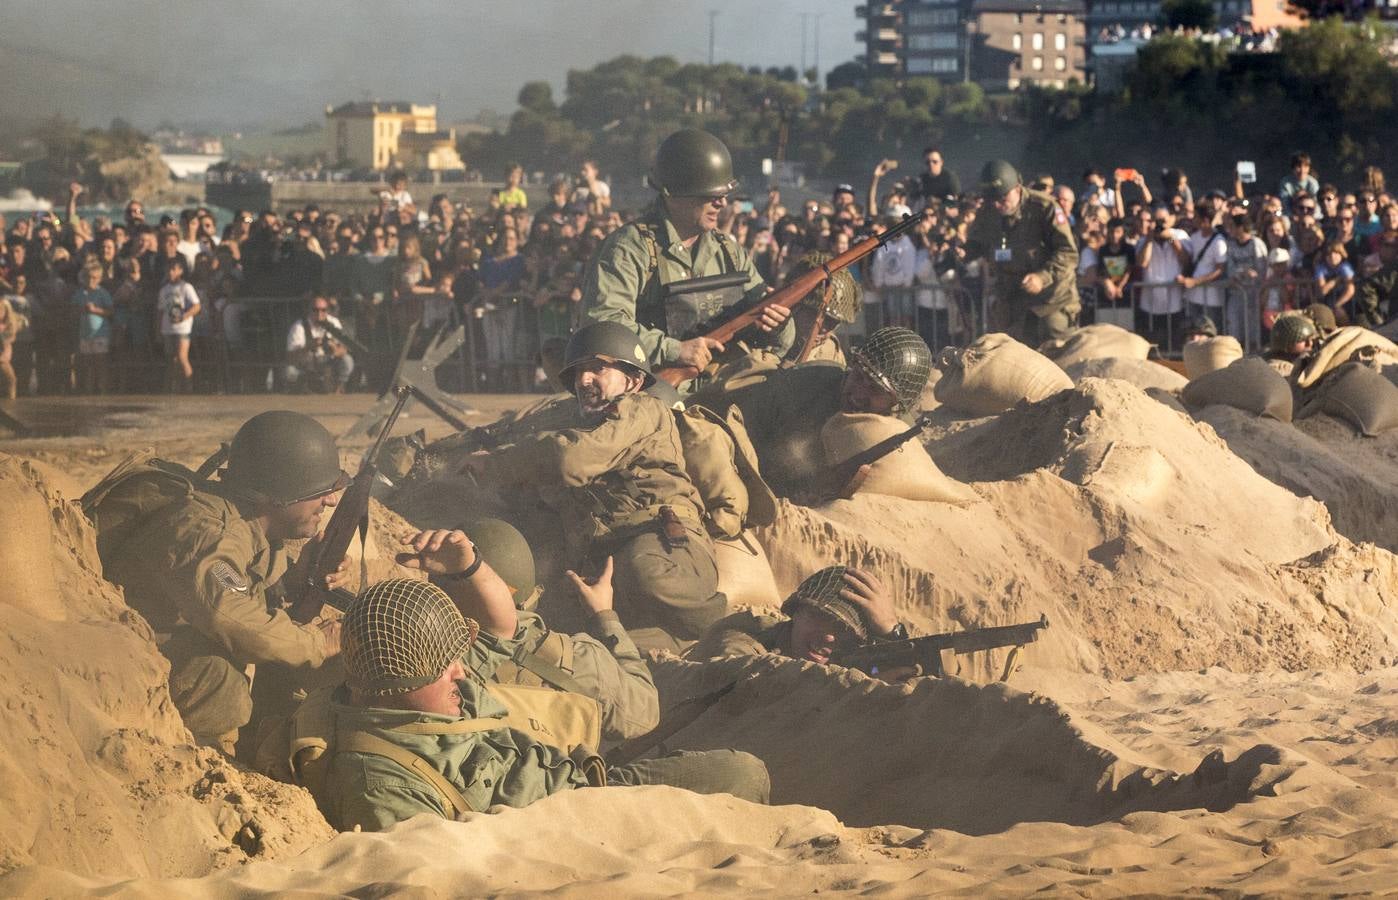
[319,318,372,360]
[828,614,1049,681]
[288,384,413,620]
[655,212,926,386]
[814,411,934,501]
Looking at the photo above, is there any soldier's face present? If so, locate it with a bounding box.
[840,367,898,416]
[667,194,726,234]
[269,490,339,541]
[574,360,642,413]
[394,659,468,717]
[788,609,855,664]
[993,186,1023,216]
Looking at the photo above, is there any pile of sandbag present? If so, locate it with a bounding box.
[1182,336,1244,380]
[1297,362,1398,437]
[1039,323,1151,369]
[934,333,1073,416]
[1181,357,1294,422]
[820,412,979,504]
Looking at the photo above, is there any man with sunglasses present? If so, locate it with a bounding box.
[583,128,793,389]
[83,411,350,755]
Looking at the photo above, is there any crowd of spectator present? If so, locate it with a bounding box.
[1093,21,1282,52]
[2,147,1396,400]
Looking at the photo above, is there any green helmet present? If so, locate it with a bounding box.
[979,160,1021,200]
[649,128,739,198]
[1182,315,1218,340]
[559,321,655,392]
[849,327,933,413]
[789,251,861,324]
[343,579,479,697]
[1270,313,1318,353]
[780,566,867,643]
[465,518,538,609]
[222,410,349,505]
[1303,302,1337,335]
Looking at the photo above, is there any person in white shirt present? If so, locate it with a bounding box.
[1135,207,1191,345]
[158,255,201,391]
[1179,209,1229,331]
[285,294,354,393]
[866,217,917,334]
[571,160,611,213]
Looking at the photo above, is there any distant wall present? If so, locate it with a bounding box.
[206,180,504,215]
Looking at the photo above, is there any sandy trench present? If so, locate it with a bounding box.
[0,372,1396,897]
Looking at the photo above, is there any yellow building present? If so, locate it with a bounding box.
[324,101,465,171]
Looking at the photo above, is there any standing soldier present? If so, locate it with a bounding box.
[81,411,349,754]
[964,160,1080,344]
[583,128,794,389]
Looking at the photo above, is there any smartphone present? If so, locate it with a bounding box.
[1236,161,1257,184]
[1114,168,1138,183]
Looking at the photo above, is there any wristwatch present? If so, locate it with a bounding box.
[880,622,909,641]
[435,540,482,582]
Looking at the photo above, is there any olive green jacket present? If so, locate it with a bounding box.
[583,205,793,367]
[685,610,789,661]
[481,392,708,548]
[98,485,331,668]
[964,189,1080,316]
[491,609,660,740]
[322,628,592,833]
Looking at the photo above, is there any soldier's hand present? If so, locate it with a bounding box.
[1020,273,1046,295]
[396,529,478,576]
[677,336,725,369]
[840,568,900,638]
[756,303,791,332]
[565,556,614,615]
[323,552,352,591]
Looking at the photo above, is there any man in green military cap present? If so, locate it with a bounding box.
[583,128,795,388]
[82,411,351,753]
[686,565,907,665]
[306,528,769,833]
[964,159,1081,344]
[463,321,724,652]
[1263,312,1317,377]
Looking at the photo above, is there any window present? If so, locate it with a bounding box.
[1057,13,1067,22]
[907,57,934,74]
[1016,12,1024,22]
[1032,32,1044,50]
[1055,56,1067,71]
[910,32,959,50]
[1032,56,1044,71]
[1054,33,1066,50]
[931,57,959,73]
[1012,33,1022,50]
[907,8,957,25]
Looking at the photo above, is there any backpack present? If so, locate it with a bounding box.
[80,449,223,563]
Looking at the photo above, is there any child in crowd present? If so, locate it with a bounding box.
[158,254,200,392]
[73,262,113,394]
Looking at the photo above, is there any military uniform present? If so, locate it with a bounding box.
[84,456,335,748]
[964,188,1080,344]
[583,205,793,370]
[480,392,721,649]
[685,610,789,661]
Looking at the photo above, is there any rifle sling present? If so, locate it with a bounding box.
[511,644,587,696]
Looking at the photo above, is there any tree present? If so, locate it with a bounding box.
[826,59,866,91]
[517,81,556,115]
[1159,0,1217,30]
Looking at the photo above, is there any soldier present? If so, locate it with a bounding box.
[686,565,908,666]
[82,411,349,753]
[583,128,794,389]
[1182,315,1218,344]
[782,250,862,366]
[465,517,661,741]
[963,160,1081,344]
[1263,312,1317,377]
[463,321,723,652]
[309,533,769,832]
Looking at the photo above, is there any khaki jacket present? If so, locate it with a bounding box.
[965,189,1080,316]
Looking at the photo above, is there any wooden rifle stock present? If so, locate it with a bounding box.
[290,385,412,618]
[655,212,924,386]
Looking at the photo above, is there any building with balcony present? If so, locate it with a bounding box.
[970,0,1088,90]
[324,101,465,171]
[1085,0,1303,32]
[857,0,971,81]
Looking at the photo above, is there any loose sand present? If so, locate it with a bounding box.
[1,373,1395,896]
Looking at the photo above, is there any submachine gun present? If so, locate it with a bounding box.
[829,614,1050,681]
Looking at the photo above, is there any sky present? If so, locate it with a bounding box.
[0,0,862,132]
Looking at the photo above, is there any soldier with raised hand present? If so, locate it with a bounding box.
[964,159,1081,344]
[83,411,351,754]
[308,531,769,833]
[583,128,794,387]
[463,321,723,652]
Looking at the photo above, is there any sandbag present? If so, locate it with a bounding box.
[1294,326,1398,389]
[1182,336,1243,381]
[1181,357,1294,422]
[820,412,979,504]
[1299,362,1398,437]
[1038,323,1151,369]
[714,531,782,609]
[934,332,1073,416]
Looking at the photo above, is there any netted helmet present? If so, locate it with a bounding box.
[464,518,538,609]
[649,128,739,198]
[1270,313,1318,353]
[789,251,861,324]
[780,566,867,642]
[1182,315,1218,339]
[1303,302,1337,335]
[979,160,1022,200]
[849,326,933,412]
[559,321,654,392]
[343,579,479,697]
[222,410,349,505]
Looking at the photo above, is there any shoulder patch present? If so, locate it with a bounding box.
[1054,208,1069,226]
[211,560,249,593]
